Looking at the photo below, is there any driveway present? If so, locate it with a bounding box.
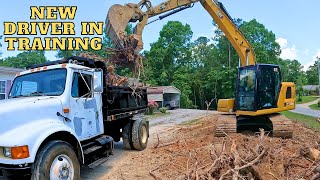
[291,98,320,118]
[81,109,217,179]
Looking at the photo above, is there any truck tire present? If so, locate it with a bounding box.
[122,121,134,150]
[31,140,80,180]
[132,119,149,150]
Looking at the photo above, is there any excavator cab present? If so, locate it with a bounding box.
[217,64,295,137]
[236,64,282,112]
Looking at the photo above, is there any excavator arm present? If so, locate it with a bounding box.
[106,0,256,66]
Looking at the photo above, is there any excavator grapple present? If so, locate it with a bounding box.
[106,4,136,50]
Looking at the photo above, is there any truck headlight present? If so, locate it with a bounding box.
[2,146,29,159]
[3,147,11,158]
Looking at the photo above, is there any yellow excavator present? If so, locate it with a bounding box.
[106,0,296,138]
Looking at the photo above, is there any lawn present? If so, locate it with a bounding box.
[145,112,171,120]
[281,111,320,130]
[309,103,320,110]
[297,96,319,104]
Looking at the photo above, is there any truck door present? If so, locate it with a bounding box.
[70,70,103,140]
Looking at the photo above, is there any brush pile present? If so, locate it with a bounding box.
[146,114,320,180]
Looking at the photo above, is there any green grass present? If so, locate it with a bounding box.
[145,112,171,120]
[281,111,320,130]
[309,103,320,110]
[297,96,319,104]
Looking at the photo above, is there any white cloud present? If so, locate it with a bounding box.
[302,49,320,71]
[280,46,297,60]
[313,49,320,60]
[276,37,297,60]
[276,38,288,48]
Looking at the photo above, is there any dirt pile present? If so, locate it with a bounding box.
[100,113,320,180]
[148,115,320,179]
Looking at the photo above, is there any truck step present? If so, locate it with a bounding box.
[83,146,102,155]
[88,157,109,169]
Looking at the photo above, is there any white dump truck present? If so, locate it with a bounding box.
[0,57,149,179]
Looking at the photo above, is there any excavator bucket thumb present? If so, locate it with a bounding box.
[106,4,136,49]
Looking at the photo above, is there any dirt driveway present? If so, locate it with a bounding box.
[81,109,217,180]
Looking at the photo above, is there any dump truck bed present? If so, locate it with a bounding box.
[103,84,148,120]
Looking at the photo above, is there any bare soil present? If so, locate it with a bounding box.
[97,113,320,180]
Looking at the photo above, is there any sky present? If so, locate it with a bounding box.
[0,0,319,70]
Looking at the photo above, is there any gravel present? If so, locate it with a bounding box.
[148,109,217,126]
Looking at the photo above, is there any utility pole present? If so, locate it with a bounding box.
[317,56,320,96]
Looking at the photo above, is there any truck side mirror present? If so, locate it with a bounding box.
[94,70,103,93]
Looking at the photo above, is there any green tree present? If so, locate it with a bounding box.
[0,51,47,68]
[240,19,281,64]
[306,62,319,85]
[144,21,193,107]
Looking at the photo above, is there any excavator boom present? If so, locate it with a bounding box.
[105,0,256,66]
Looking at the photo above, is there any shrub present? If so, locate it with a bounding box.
[146,101,159,115]
[297,96,302,102]
[318,100,320,107]
[159,107,167,113]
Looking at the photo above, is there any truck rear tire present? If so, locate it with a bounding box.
[132,119,149,150]
[31,140,80,180]
[122,121,134,150]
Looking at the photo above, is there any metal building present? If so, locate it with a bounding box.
[147,86,181,109]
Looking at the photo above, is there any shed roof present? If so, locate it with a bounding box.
[0,66,24,74]
[303,85,319,91]
[147,86,181,94]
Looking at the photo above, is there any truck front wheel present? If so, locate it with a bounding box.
[132,119,149,150]
[31,140,80,180]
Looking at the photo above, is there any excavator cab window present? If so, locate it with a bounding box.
[256,65,281,110]
[236,65,281,111]
[237,66,256,111]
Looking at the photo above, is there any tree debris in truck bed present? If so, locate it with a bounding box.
[105,65,128,86]
[78,51,144,87]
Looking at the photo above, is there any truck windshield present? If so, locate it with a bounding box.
[9,69,67,98]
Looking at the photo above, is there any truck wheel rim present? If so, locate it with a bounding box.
[50,154,74,180]
[141,126,148,144]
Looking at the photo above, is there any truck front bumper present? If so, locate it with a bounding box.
[0,163,31,177]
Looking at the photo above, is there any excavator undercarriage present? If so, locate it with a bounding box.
[215,113,293,138]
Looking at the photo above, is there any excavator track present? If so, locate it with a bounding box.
[215,113,293,138]
[269,113,293,138]
[215,115,237,137]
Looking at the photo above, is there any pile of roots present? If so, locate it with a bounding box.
[148,115,320,180]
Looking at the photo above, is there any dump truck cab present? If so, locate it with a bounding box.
[0,57,149,179]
